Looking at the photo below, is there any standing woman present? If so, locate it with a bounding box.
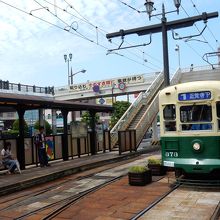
[1,142,17,174]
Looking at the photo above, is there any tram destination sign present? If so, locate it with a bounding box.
[178,91,211,101]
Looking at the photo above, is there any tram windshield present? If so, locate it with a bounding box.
[180,104,212,131]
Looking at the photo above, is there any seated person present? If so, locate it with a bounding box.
[1,142,20,174]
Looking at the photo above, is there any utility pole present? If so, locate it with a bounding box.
[106,2,218,87]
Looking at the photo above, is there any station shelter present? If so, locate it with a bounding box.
[0,92,113,170]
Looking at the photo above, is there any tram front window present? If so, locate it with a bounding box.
[163,104,176,131]
[180,105,212,131]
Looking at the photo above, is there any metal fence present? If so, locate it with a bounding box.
[0,80,54,95]
[118,130,137,155]
[0,130,111,170]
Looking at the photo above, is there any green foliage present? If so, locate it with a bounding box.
[110,101,131,128]
[12,119,28,133]
[148,157,162,165]
[81,111,100,127]
[129,165,149,173]
[34,120,52,135]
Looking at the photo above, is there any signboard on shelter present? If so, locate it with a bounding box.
[71,121,87,138]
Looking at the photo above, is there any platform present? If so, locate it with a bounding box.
[0,147,157,196]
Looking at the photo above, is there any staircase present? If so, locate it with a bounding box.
[133,69,183,146]
[127,105,149,129]
[110,71,165,148]
[110,65,220,150]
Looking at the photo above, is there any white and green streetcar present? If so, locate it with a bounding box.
[159,81,220,177]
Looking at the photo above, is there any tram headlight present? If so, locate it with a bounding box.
[193,142,200,151]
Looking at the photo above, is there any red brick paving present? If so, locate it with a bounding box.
[53,176,171,220]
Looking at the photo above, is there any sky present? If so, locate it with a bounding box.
[0,0,219,88]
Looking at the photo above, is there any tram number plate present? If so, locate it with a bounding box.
[164,161,174,167]
[165,151,178,158]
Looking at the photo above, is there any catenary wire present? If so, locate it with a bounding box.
[180,4,215,51]
[190,0,219,45]
[0,0,158,71]
[40,0,161,70]
[62,0,163,69]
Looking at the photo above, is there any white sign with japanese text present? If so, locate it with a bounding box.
[69,74,144,91]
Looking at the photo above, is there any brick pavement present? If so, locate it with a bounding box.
[54,176,172,220]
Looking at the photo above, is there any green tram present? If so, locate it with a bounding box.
[159,81,220,177]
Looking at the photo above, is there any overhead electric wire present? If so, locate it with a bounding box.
[190,0,219,45]
[180,4,215,51]
[60,0,162,69]
[0,0,90,41]
[0,0,159,71]
[33,0,95,43]
[62,0,162,68]
[42,0,160,69]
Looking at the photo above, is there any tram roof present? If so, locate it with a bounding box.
[0,92,113,112]
[160,81,220,95]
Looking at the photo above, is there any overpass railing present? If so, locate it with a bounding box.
[0,80,54,96]
[110,71,164,148]
[134,68,183,146]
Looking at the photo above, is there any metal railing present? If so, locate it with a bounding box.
[110,71,164,148]
[134,68,183,146]
[0,80,54,96]
[0,131,111,170]
[180,65,220,73]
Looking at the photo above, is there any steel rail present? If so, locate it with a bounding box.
[131,183,180,220]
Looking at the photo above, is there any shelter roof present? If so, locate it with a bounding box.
[0,92,113,112]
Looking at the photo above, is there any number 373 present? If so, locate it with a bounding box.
[165,151,178,157]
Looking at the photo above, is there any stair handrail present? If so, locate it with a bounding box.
[135,94,159,144]
[110,71,163,135]
[135,68,183,145]
[110,91,144,135]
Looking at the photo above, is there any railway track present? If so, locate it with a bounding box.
[1,155,162,219]
[131,178,220,220]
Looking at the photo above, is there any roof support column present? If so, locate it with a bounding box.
[39,109,44,127]
[52,109,57,135]
[89,110,97,155]
[61,109,69,160]
[16,107,26,170]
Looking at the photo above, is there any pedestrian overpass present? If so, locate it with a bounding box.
[54,73,160,101]
[110,65,220,151]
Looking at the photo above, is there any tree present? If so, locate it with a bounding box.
[34,120,52,135]
[81,111,100,128]
[110,101,131,128]
[12,119,28,133]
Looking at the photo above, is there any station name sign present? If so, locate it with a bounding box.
[69,74,144,91]
[178,91,211,101]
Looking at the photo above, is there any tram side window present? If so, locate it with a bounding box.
[216,102,220,129]
[163,105,176,131]
[180,105,212,131]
